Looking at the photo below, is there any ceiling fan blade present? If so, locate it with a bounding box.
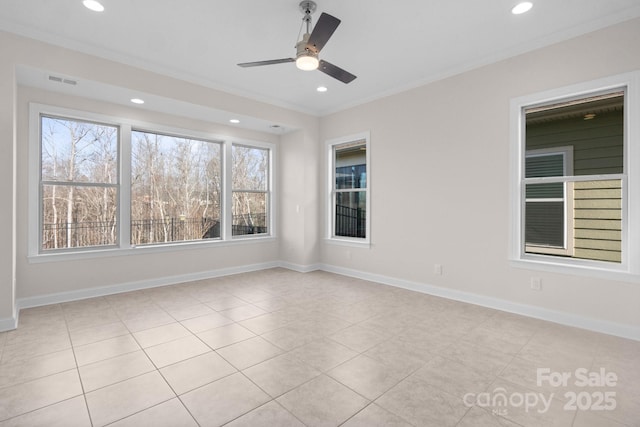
[318,60,357,84]
[238,58,295,67]
[306,12,340,54]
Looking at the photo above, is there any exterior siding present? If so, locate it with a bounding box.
[526,109,623,262]
[573,179,622,262]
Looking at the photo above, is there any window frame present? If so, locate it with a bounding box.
[129,128,224,246]
[509,71,640,280]
[326,132,371,247]
[28,103,276,262]
[230,142,274,239]
[37,113,121,252]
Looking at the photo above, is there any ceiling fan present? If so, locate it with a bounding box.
[237,1,356,84]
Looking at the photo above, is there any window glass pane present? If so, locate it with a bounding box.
[42,185,117,249]
[335,144,366,189]
[41,116,118,184]
[336,164,366,190]
[526,182,564,199]
[525,94,624,176]
[524,179,622,262]
[232,191,267,235]
[523,91,625,263]
[232,146,268,191]
[574,179,622,263]
[525,201,564,248]
[335,191,366,238]
[131,131,221,244]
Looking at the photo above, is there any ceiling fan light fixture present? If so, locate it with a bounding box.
[512,2,533,15]
[83,0,105,12]
[296,55,319,71]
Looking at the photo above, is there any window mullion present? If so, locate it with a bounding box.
[223,141,233,240]
[120,124,132,249]
[41,181,119,188]
[524,173,625,185]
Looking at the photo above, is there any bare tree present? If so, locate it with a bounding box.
[41,120,265,248]
[131,132,221,244]
[41,117,117,249]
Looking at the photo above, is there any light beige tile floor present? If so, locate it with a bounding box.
[0,268,638,426]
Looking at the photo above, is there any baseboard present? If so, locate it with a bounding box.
[319,263,640,342]
[0,314,18,332]
[17,261,280,311]
[277,261,322,273]
[10,259,639,341]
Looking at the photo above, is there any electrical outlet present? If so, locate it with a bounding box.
[434,264,443,276]
[530,277,542,291]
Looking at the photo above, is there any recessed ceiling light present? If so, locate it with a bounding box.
[229,119,240,124]
[83,0,105,12]
[317,86,328,93]
[584,113,596,120]
[130,98,144,104]
[512,2,533,14]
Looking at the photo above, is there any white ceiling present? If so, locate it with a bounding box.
[2,0,640,116]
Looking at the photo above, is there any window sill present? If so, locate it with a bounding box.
[324,237,371,249]
[510,256,640,283]
[28,236,277,264]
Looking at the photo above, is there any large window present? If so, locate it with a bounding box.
[232,145,270,236]
[30,104,274,258]
[40,115,119,250]
[510,72,640,278]
[131,131,222,245]
[328,133,370,243]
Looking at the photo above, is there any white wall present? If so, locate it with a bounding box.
[0,53,17,330]
[279,128,322,269]
[319,18,640,336]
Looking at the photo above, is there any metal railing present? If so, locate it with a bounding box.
[42,213,268,248]
[131,217,220,244]
[43,220,117,249]
[335,205,366,238]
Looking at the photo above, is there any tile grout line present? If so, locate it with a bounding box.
[63,302,95,427]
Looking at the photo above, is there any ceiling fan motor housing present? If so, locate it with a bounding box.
[296,33,317,59]
[295,33,319,70]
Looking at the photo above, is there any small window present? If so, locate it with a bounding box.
[328,133,370,243]
[40,115,119,251]
[130,130,222,245]
[510,71,640,278]
[232,144,270,236]
[523,92,624,263]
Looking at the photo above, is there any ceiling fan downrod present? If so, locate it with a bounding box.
[299,1,317,34]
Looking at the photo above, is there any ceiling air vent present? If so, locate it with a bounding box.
[48,75,77,85]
